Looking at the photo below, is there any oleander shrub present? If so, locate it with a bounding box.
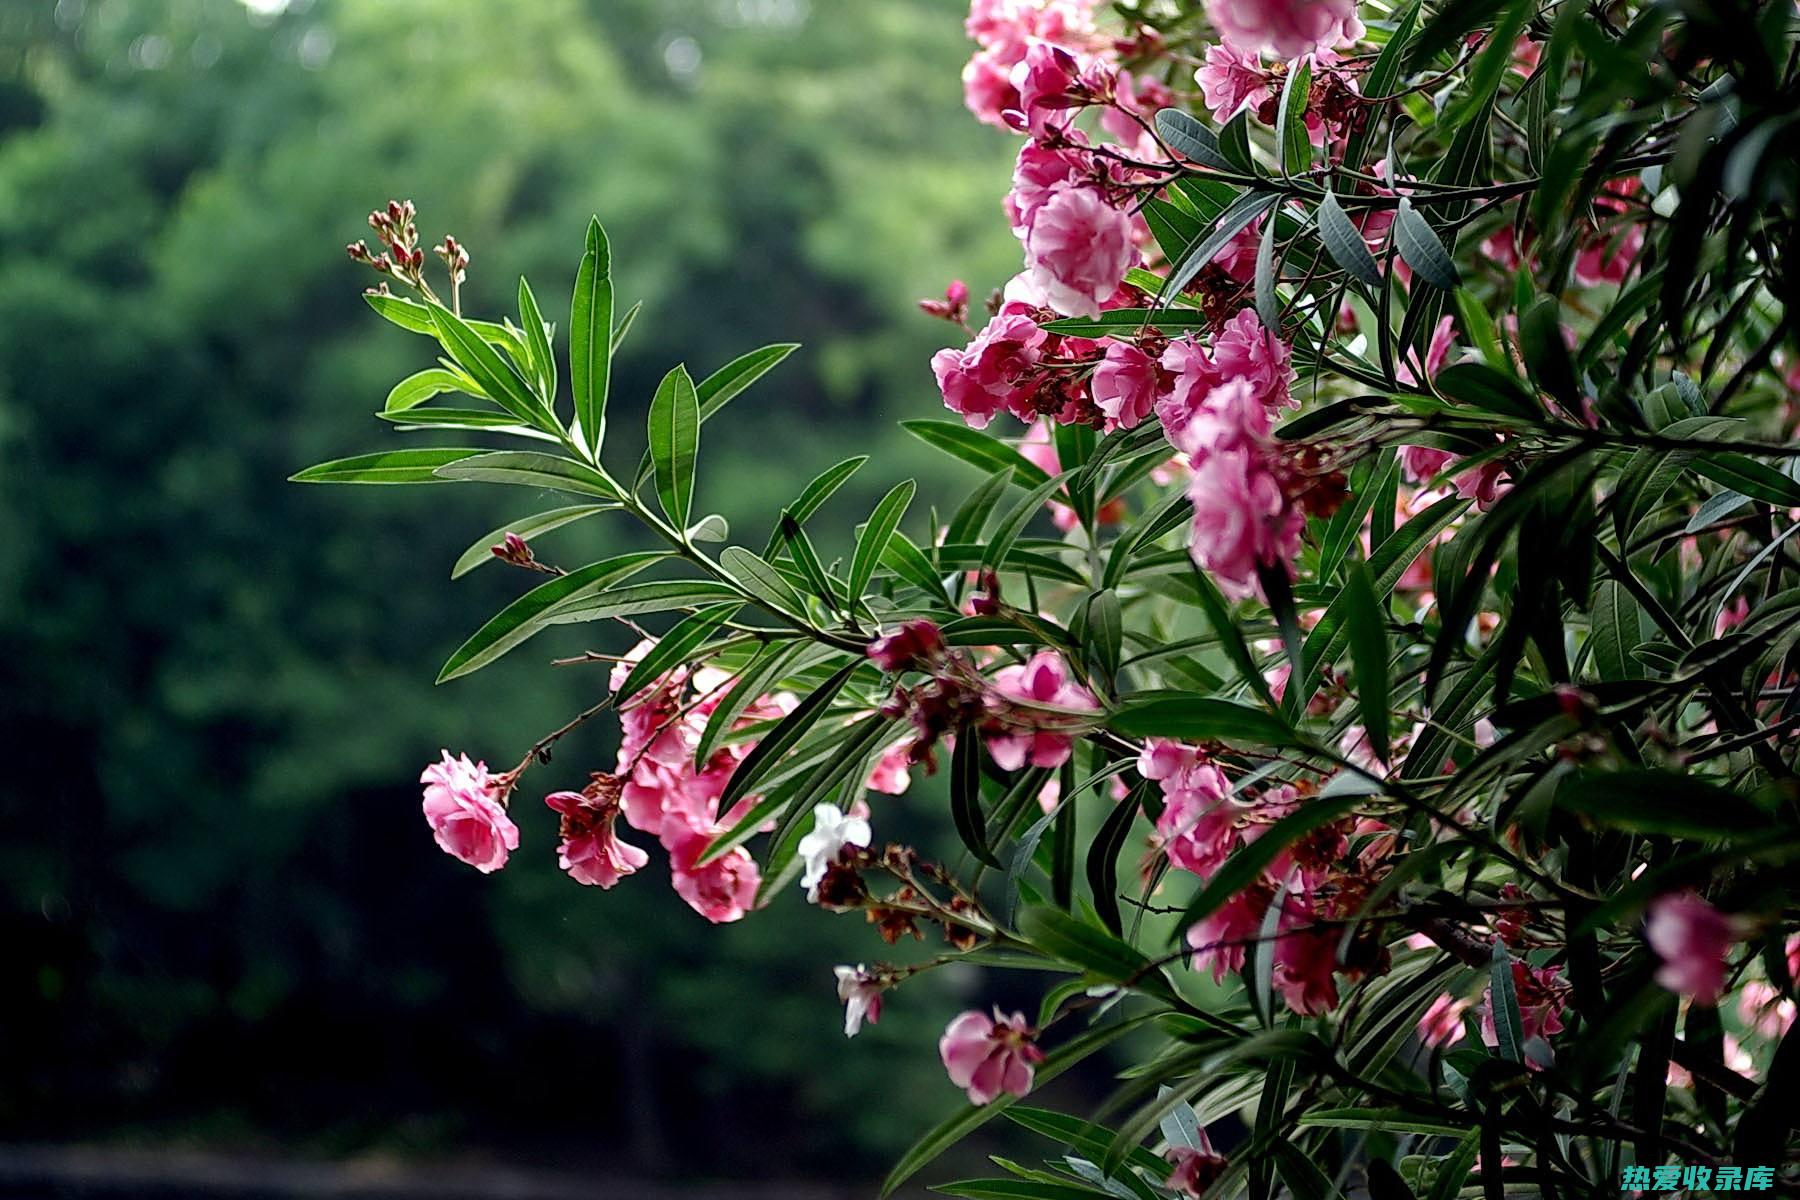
[298,0,1800,1193]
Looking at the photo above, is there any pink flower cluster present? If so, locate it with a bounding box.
[606,640,791,923]
[1140,740,1356,1015]
[1204,0,1363,60]
[985,650,1100,770]
[1160,312,1305,597]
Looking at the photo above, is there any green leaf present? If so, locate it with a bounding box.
[610,300,642,353]
[1518,297,1579,409]
[1393,201,1461,289]
[1086,589,1123,687]
[696,343,800,420]
[385,367,471,412]
[1555,769,1773,839]
[693,640,810,768]
[1155,108,1236,171]
[570,217,613,458]
[429,304,554,433]
[1162,191,1281,302]
[1588,581,1644,681]
[1318,189,1382,286]
[435,551,664,682]
[613,603,740,701]
[720,546,808,618]
[1272,1141,1342,1200]
[1433,361,1538,418]
[882,532,956,608]
[364,292,437,334]
[900,419,1051,487]
[1693,453,1800,508]
[541,579,741,626]
[982,472,1068,571]
[648,365,700,530]
[950,733,999,868]
[850,480,916,603]
[1039,310,1218,336]
[1254,216,1283,330]
[451,504,616,578]
[432,450,620,499]
[1188,565,1281,710]
[779,514,840,614]
[1488,940,1525,1064]
[290,447,486,484]
[715,657,860,815]
[948,469,1014,548]
[1017,906,1156,986]
[1427,1132,1481,1200]
[375,408,551,433]
[1087,782,1141,934]
[1344,561,1392,763]
[517,277,556,402]
[1275,60,1313,175]
[765,456,869,556]
[1108,694,1296,746]
[1299,1109,1470,1137]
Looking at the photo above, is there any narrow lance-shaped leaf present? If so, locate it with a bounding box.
[291,447,486,485]
[1154,108,1236,171]
[1393,200,1461,289]
[570,217,614,458]
[517,276,557,401]
[950,733,999,868]
[435,551,664,682]
[720,545,809,618]
[1344,561,1392,762]
[648,364,700,531]
[849,480,916,603]
[1318,189,1382,286]
[451,504,616,579]
[613,603,740,702]
[712,657,862,818]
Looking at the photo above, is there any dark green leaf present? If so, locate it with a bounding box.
[1155,108,1236,171]
[432,450,620,499]
[435,551,664,682]
[648,365,700,530]
[613,603,740,701]
[1109,694,1296,746]
[1318,189,1382,286]
[720,546,807,617]
[290,447,486,484]
[570,217,613,457]
[1394,201,1461,289]
[850,480,916,603]
[1345,561,1392,762]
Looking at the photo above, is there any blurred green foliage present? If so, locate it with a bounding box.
[0,0,1029,1176]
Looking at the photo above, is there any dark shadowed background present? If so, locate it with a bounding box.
[0,0,1103,1192]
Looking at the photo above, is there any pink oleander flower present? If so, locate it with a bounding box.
[1166,1138,1229,1197]
[1272,906,1341,1015]
[986,650,1100,770]
[835,965,887,1037]
[865,740,915,795]
[1482,961,1568,1052]
[420,750,519,873]
[867,618,948,673]
[1396,315,1459,389]
[964,44,1024,127]
[1647,892,1742,1007]
[1147,742,1239,876]
[967,0,1100,50]
[1007,138,1093,234]
[1204,0,1363,59]
[1197,41,1272,122]
[1091,339,1163,429]
[1574,177,1645,286]
[1738,980,1797,1039]
[1187,882,1272,981]
[1186,434,1303,598]
[939,1008,1044,1104]
[665,814,761,923]
[1419,992,1470,1048]
[1011,41,1082,135]
[1024,185,1136,318]
[1157,337,1223,444]
[1210,308,1295,408]
[932,308,1049,428]
[543,784,648,888]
